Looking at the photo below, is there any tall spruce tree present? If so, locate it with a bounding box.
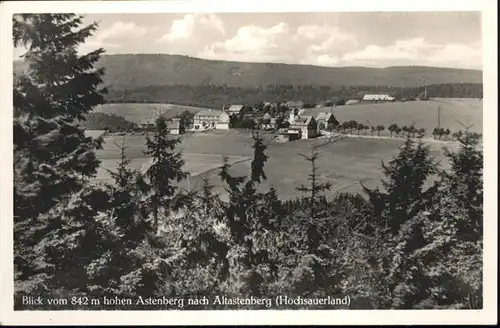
[106,137,150,247]
[296,146,332,222]
[417,130,483,309]
[363,136,438,234]
[441,130,483,241]
[13,14,105,219]
[362,136,440,308]
[13,14,108,297]
[142,116,187,233]
[277,144,336,299]
[216,130,283,299]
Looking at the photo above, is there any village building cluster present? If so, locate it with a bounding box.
[138,93,396,141]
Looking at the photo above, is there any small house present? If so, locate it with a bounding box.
[166,118,184,135]
[289,113,317,139]
[140,118,157,131]
[315,112,339,132]
[260,113,277,130]
[227,104,245,116]
[277,129,300,142]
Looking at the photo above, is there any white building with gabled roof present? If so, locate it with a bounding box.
[193,109,230,130]
[362,94,395,102]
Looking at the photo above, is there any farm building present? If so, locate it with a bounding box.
[277,129,300,142]
[362,94,395,102]
[193,110,230,130]
[315,112,339,132]
[140,122,156,130]
[285,100,304,110]
[227,104,245,116]
[259,113,278,130]
[166,118,184,135]
[140,117,184,134]
[289,112,317,140]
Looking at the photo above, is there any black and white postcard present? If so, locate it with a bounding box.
[1,0,497,325]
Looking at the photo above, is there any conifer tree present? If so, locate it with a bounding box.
[250,129,268,183]
[276,144,337,299]
[13,14,105,218]
[13,14,108,297]
[423,130,483,308]
[216,130,283,299]
[364,136,438,234]
[142,116,187,232]
[106,137,150,247]
[296,146,332,222]
[362,136,439,308]
[162,177,230,302]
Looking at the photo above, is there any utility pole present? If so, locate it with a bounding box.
[437,105,441,129]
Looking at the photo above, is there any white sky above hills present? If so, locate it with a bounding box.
[13,12,482,69]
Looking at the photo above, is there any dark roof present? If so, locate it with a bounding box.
[228,105,244,112]
[291,116,314,126]
[316,112,335,121]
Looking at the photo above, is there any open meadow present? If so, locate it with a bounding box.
[93,103,208,124]
[87,98,481,200]
[305,98,483,134]
[90,130,460,201]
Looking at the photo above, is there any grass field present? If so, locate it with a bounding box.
[94,98,482,136]
[91,130,460,201]
[88,98,480,200]
[93,103,208,124]
[305,98,483,134]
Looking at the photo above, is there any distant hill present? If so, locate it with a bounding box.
[14,54,483,90]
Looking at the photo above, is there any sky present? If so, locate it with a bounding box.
[14,12,483,69]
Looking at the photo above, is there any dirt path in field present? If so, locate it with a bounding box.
[189,156,252,177]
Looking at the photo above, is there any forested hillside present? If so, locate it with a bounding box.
[104,83,483,109]
[14,53,482,90]
[14,53,483,109]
